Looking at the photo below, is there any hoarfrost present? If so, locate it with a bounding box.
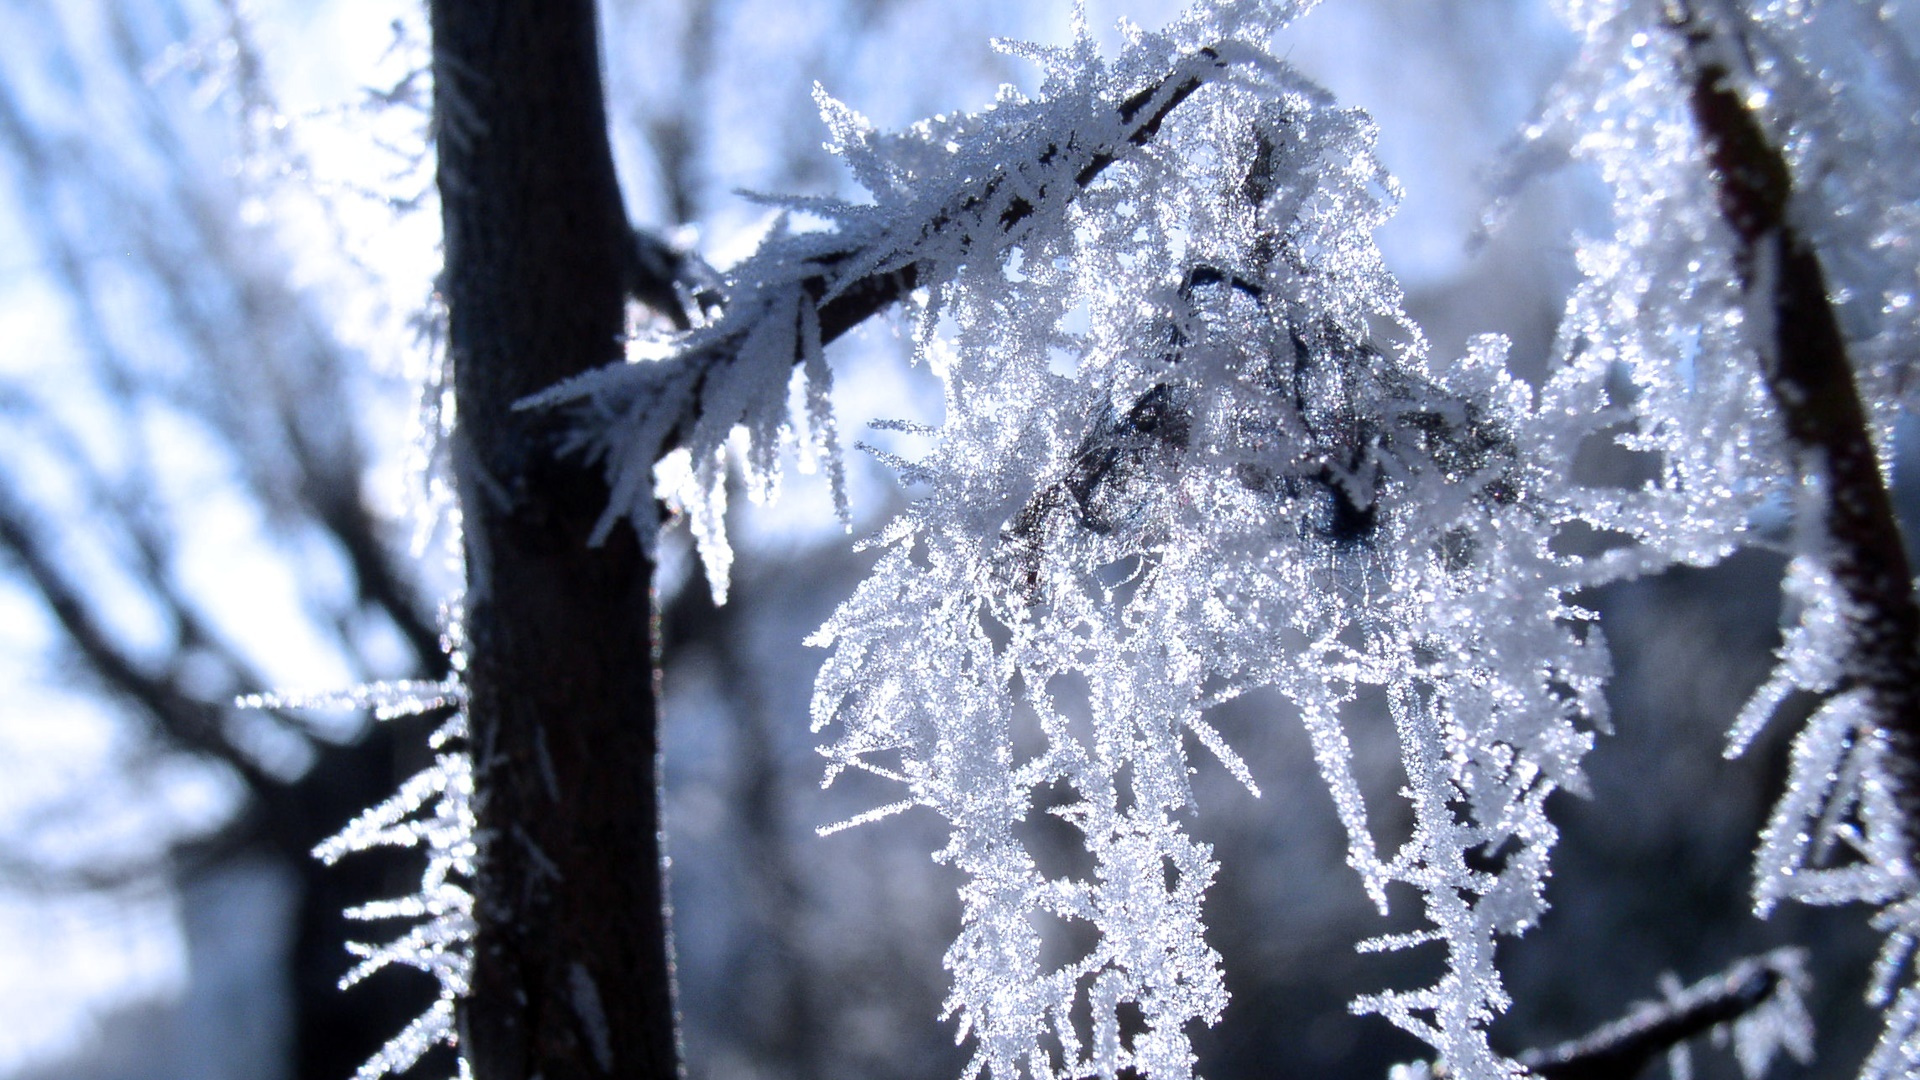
[240,641,472,1080]
[795,5,1603,1077]
[527,5,1327,601]
[530,0,1920,1075]
[1535,3,1920,1079]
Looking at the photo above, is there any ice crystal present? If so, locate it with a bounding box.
[1702,952,1815,1080]
[244,667,473,1080]
[242,613,470,1080]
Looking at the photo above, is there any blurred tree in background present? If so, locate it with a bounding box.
[0,2,1910,1080]
[0,4,444,1077]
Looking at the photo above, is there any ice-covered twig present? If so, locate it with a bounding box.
[1668,0,1920,857]
[524,44,1240,564]
[1513,951,1811,1080]
[789,42,1227,356]
[623,40,1223,377]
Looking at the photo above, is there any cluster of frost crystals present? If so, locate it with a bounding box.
[1606,951,1814,1080]
[242,618,474,1080]
[1534,4,1920,1079]
[1737,548,1920,1080]
[1533,0,1920,577]
[528,239,846,603]
[1724,950,1818,1080]
[1520,2,1786,577]
[527,3,1339,604]
[799,6,1608,1077]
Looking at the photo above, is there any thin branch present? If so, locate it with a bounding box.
[0,812,254,895]
[816,45,1218,344]
[1514,953,1801,1080]
[1666,0,1920,857]
[645,46,1230,452]
[625,226,721,331]
[0,479,281,794]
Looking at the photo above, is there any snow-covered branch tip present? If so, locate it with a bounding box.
[241,671,474,1080]
[517,42,1247,598]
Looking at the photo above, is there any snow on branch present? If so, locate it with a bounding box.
[523,39,1250,600]
[1664,0,1920,846]
[1537,2,1920,1078]
[1670,5,1920,1071]
[506,0,1920,1077]
[1512,950,1811,1080]
[243,634,474,1080]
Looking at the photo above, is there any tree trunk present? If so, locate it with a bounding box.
[430,2,679,1078]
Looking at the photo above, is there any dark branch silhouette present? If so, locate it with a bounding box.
[1666,0,1920,855]
[1515,953,1801,1080]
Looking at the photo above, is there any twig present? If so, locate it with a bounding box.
[1667,0,1920,858]
[1515,953,1798,1080]
[653,46,1230,451]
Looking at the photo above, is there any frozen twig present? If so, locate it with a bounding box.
[1515,952,1809,1080]
[553,45,1228,453]
[1668,0,1920,859]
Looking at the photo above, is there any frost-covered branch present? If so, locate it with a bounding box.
[527,42,1244,597]
[1540,5,1920,1080]
[1667,0,1920,855]
[715,42,1223,350]
[1513,951,1810,1080]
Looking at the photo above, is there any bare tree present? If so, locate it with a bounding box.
[0,5,448,1076]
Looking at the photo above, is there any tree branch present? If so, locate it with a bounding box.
[0,478,284,794]
[801,46,1217,345]
[549,46,1233,451]
[1667,0,1920,857]
[1513,952,1803,1080]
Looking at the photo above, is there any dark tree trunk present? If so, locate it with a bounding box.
[430,2,679,1078]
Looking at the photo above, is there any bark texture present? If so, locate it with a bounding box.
[431,1,678,1077]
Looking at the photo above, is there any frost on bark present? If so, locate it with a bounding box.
[430,1,677,1078]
